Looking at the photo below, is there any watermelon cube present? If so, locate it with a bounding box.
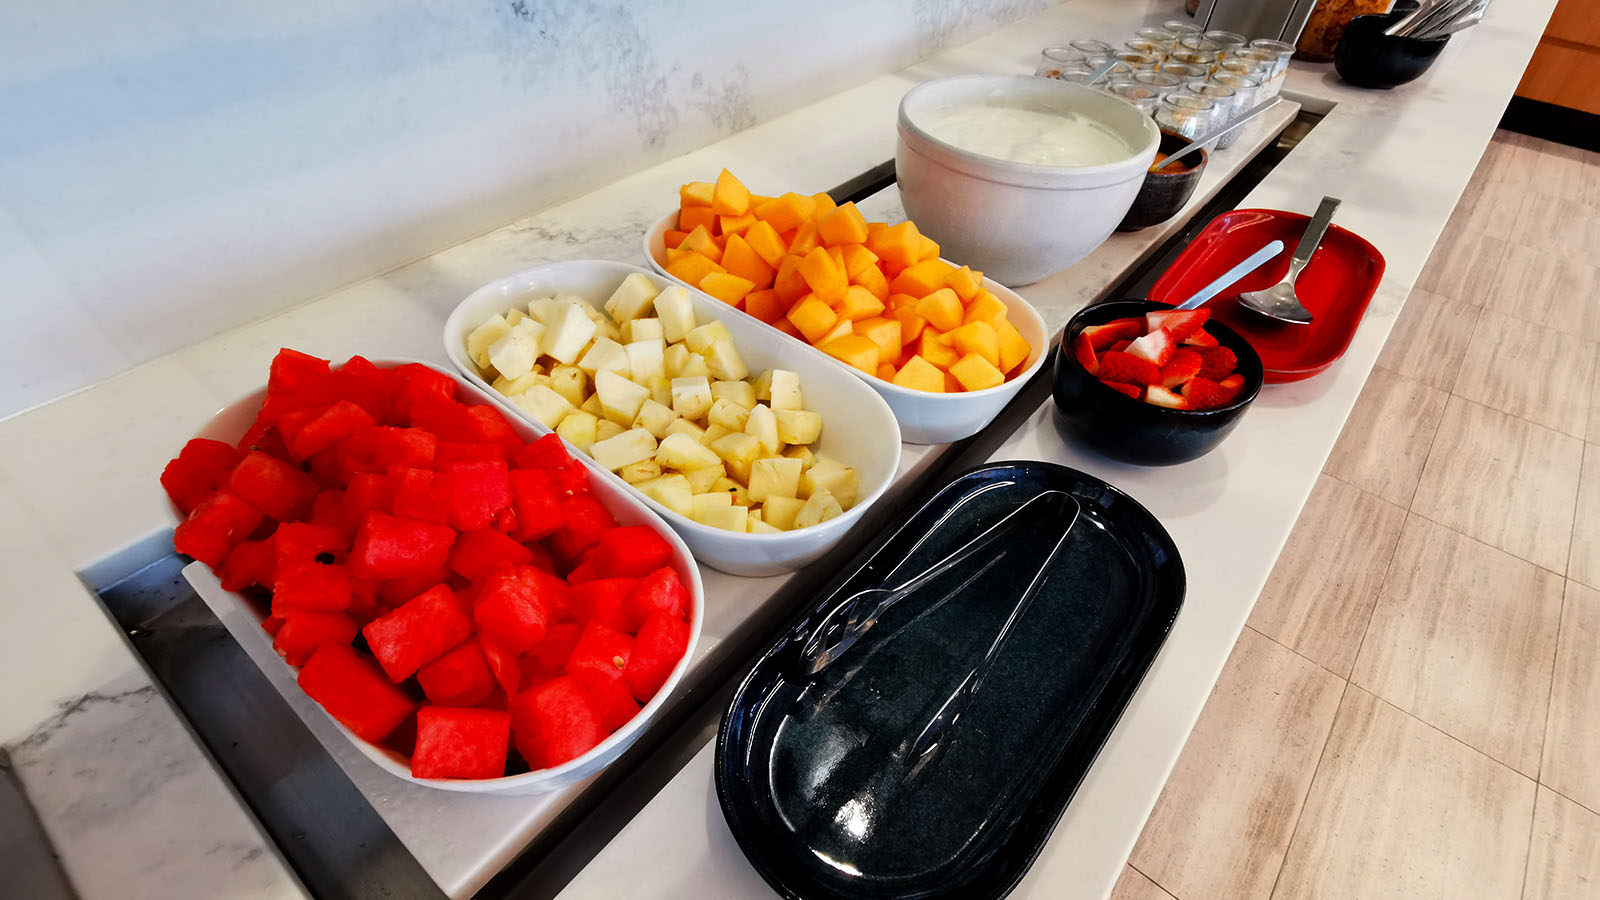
[328,355,397,422]
[412,707,511,780]
[593,526,674,579]
[448,528,535,583]
[474,566,567,652]
[342,473,390,530]
[570,578,639,633]
[274,522,350,569]
[349,577,381,622]
[444,460,512,532]
[174,490,264,567]
[388,467,451,525]
[268,348,332,397]
[228,450,319,522]
[508,468,563,542]
[219,537,276,592]
[297,644,415,743]
[510,676,606,769]
[391,363,457,421]
[336,425,437,479]
[362,584,476,682]
[515,435,590,496]
[548,494,616,561]
[289,400,377,461]
[417,640,496,707]
[351,512,456,580]
[583,676,642,733]
[377,566,450,609]
[310,489,346,527]
[624,611,690,703]
[526,623,582,678]
[272,562,353,614]
[478,634,522,696]
[408,396,477,442]
[626,567,689,629]
[272,611,357,666]
[435,441,506,467]
[565,622,634,694]
[565,558,600,585]
[161,438,242,514]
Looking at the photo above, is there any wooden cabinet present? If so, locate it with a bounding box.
[1516,0,1600,114]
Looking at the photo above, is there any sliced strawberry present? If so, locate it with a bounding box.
[1071,333,1099,375]
[1100,380,1143,398]
[1108,339,1133,353]
[1217,373,1247,404]
[1145,309,1210,342]
[1082,318,1144,350]
[1182,328,1220,349]
[1126,328,1177,367]
[1097,351,1162,386]
[1145,385,1188,409]
[1198,345,1238,380]
[1181,376,1231,410]
[1160,348,1203,389]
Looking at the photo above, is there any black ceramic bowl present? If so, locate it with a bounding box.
[1334,10,1449,90]
[1052,299,1264,466]
[1117,130,1208,233]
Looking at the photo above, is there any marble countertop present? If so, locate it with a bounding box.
[0,0,1555,897]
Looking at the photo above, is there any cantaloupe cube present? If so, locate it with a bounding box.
[819,334,879,374]
[744,289,787,324]
[680,182,714,207]
[719,213,757,236]
[773,317,803,340]
[887,292,920,311]
[817,201,869,247]
[840,243,880,279]
[889,258,954,298]
[788,220,821,256]
[892,355,946,392]
[812,192,837,217]
[919,328,960,369]
[699,272,755,306]
[963,290,1008,327]
[749,194,773,206]
[996,318,1032,374]
[892,305,927,345]
[836,285,886,321]
[826,246,847,280]
[851,263,890,300]
[816,318,854,345]
[876,362,896,381]
[947,321,999,368]
[855,317,902,360]
[773,255,810,303]
[914,288,964,332]
[665,252,725,287]
[664,247,688,265]
[946,266,983,301]
[917,234,941,260]
[866,221,922,267]
[743,220,787,268]
[720,234,775,289]
[679,225,722,262]
[754,192,815,234]
[663,229,688,250]
[786,295,838,343]
[712,169,751,216]
[797,247,848,302]
[678,206,716,235]
[949,353,1005,391]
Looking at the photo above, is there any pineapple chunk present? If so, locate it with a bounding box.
[783,444,818,469]
[594,370,649,425]
[670,376,713,421]
[710,476,749,506]
[491,369,545,397]
[513,385,574,428]
[655,432,722,471]
[685,321,733,354]
[646,374,673,408]
[591,427,658,471]
[654,285,697,342]
[690,490,733,519]
[708,398,750,431]
[698,504,749,533]
[683,465,724,494]
[725,456,753,484]
[487,319,544,379]
[677,352,711,379]
[634,399,676,439]
[527,297,563,325]
[794,488,844,529]
[700,423,733,448]
[580,392,605,417]
[761,495,806,531]
[665,418,706,441]
[637,473,695,518]
[595,420,626,442]
[505,306,528,326]
[548,365,587,408]
[710,380,757,409]
[625,339,666,382]
[748,457,803,503]
[800,457,858,507]
[618,459,662,484]
[578,336,631,378]
[768,369,804,411]
[604,273,659,322]
[663,343,694,378]
[749,517,782,534]
[774,408,823,445]
[704,338,749,381]
[545,303,598,364]
[744,403,779,454]
[710,432,761,465]
[467,313,511,369]
[624,317,664,343]
[556,410,600,453]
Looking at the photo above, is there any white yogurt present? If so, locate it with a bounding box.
[918,101,1137,167]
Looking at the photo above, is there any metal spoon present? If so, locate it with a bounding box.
[1174,240,1286,310]
[1150,97,1281,172]
[1237,196,1341,325]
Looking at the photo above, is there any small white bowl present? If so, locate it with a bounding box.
[178,358,704,794]
[443,260,902,576]
[644,214,1050,444]
[897,75,1160,286]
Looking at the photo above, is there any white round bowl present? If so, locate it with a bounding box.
[444,260,902,576]
[644,215,1050,444]
[179,358,704,794]
[896,74,1160,286]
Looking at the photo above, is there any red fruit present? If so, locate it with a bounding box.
[272,562,352,614]
[1180,376,1231,410]
[1159,348,1204,389]
[412,707,511,780]
[1108,339,1133,353]
[343,474,390,530]
[461,405,518,446]
[479,634,522,696]
[1126,328,1177,367]
[311,490,346,527]
[515,435,590,496]
[1145,309,1210,342]
[363,584,476,682]
[475,566,568,652]
[565,558,601,585]
[448,528,536,582]
[272,611,357,667]
[570,578,639,632]
[268,348,332,398]
[564,621,634,696]
[549,494,617,560]
[593,526,674,579]
[584,676,641,733]
[161,438,243,514]
[350,512,457,580]
[336,426,437,478]
[444,460,512,532]
[623,611,690,704]
[377,567,449,608]
[1081,318,1144,350]
[1145,385,1188,409]
[1071,333,1099,375]
[435,441,506,466]
[417,641,496,707]
[1099,380,1143,399]
[174,490,264,567]
[1182,328,1220,349]
[626,568,689,628]
[1217,373,1247,405]
[274,522,349,569]
[1096,351,1162,386]
[329,356,396,424]
[228,450,319,522]
[391,363,457,421]
[219,537,276,591]
[509,468,563,541]
[510,676,605,769]
[297,644,415,743]
[289,400,377,461]
[1198,345,1238,380]
[409,396,478,442]
[388,466,451,525]
[526,623,583,677]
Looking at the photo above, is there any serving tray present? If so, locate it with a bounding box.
[714,462,1184,900]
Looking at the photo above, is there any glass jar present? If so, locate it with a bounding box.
[1068,38,1114,57]
[1204,30,1248,54]
[1298,0,1395,61]
[1178,34,1227,60]
[1132,70,1184,98]
[1084,56,1135,81]
[1163,20,1203,38]
[1105,80,1160,115]
[1136,27,1179,53]
[1208,71,1261,148]
[1115,50,1162,73]
[1053,65,1101,84]
[1125,39,1167,61]
[1167,49,1217,72]
[1036,47,1084,78]
[1249,38,1295,78]
[1161,61,1211,80]
[1154,94,1219,142]
[1234,46,1287,99]
[1182,81,1236,149]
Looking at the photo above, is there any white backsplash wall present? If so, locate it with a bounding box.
[0,0,1054,418]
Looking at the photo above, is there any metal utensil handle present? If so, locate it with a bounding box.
[1290,197,1341,272]
[1086,57,1120,85]
[1175,240,1286,310]
[1151,97,1281,172]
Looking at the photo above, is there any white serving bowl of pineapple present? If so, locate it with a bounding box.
[444,260,902,576]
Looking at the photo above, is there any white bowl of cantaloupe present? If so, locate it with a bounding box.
[443,259,901,576]
[641,170,1049,443]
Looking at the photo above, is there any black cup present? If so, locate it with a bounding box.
[1334,9,1450,90]
[1118,130,1208,232]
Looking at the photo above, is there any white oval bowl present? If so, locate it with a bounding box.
[896,74,1160,286]
[443,260,902,576]
[177,358,704,794]
[644,214,1050,444]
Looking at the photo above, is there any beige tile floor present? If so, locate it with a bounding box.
[1114,131,1600,900]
